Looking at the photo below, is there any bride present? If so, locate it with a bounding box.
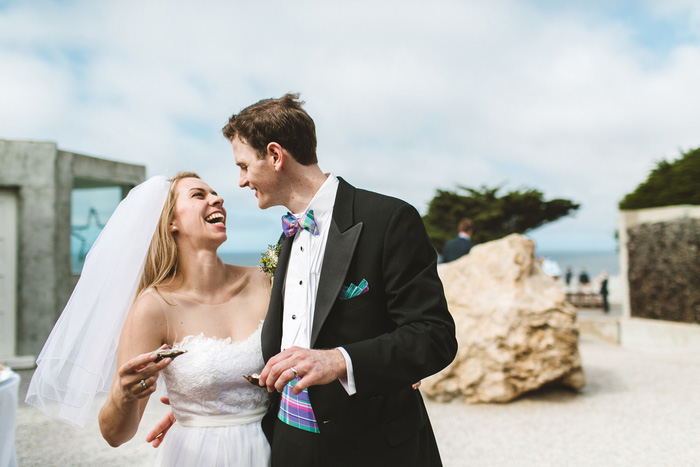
[27,172,272,466]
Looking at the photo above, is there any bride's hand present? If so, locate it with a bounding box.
[117,344,171,402]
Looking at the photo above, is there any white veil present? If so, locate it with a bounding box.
[25,176,170,428]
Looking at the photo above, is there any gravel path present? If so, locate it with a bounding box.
[14,333,700,466]
[430,334,700,466]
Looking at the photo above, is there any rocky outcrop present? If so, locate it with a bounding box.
[423,234,585,403]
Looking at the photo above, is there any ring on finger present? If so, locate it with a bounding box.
[140,379,147,389]
[290,367,298,379]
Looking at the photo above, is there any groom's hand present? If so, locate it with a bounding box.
[145,397,175,448]
[259,347,346,395]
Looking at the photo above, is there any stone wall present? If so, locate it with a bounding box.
[627,218,700,324]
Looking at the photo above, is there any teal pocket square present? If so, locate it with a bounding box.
[339,279,369,300]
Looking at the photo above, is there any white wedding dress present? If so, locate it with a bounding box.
[150,291,271,467]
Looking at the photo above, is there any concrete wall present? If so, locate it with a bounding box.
[0,140,145,362]
[0,140,61,359]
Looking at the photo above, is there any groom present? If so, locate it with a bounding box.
[225,93,458,466]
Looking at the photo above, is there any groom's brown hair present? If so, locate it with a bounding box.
[222,92,318,165]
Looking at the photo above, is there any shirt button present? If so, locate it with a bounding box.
[299,280,303,285]
[292,315,297,320]
[300,246,304,252]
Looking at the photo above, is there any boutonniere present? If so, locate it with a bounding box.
[260,243,281,277]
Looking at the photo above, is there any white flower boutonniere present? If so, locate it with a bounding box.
[260,243,281,277]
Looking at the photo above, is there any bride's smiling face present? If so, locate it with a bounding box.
[170,177,227,248]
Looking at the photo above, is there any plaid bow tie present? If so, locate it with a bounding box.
[282,209,319,237]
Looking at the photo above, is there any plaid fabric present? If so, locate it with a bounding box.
[278,378,320,434]
[339,278,369,300]
[281,209,319,237]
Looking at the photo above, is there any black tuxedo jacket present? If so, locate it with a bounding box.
[261,178,457,466]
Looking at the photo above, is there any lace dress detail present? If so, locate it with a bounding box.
[147,289,270,467]
[164,329,268,420]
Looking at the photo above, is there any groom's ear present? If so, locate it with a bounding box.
[267,142,285,172]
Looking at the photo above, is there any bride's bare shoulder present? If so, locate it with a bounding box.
[126,289,168,324]
[118,290,169,355]
[136,287,167,304]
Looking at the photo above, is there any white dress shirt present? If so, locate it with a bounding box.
[281,174,356,395]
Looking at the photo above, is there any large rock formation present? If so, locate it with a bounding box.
[423,234,585,403]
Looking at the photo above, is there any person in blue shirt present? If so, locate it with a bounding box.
[442,218,474,263]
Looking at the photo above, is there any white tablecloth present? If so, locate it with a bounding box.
[0,369,19,467]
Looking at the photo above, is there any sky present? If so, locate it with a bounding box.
[2,0,700,254]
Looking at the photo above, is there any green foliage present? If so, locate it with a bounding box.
[619,147,700,210]
[423,185,579,252]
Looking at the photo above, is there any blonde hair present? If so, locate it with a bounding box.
[136,171,201,299]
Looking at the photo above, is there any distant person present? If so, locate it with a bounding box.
[600,271,609,312]
[565,267,573,286]
[578,268,590,286]
[442,218,474,262]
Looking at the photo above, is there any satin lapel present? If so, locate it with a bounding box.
[262,234,292,362]
[311,179,362,346]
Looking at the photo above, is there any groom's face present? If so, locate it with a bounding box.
[232,137,280,209]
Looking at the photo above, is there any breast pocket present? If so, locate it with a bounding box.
[336,288,375,312]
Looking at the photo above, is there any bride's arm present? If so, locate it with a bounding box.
[99,293,170,447]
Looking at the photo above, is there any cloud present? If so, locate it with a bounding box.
[1,0,700,253]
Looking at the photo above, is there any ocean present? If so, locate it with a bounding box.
[220,250,620,276]
[536,250,619,276]
[219,251,265,267]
